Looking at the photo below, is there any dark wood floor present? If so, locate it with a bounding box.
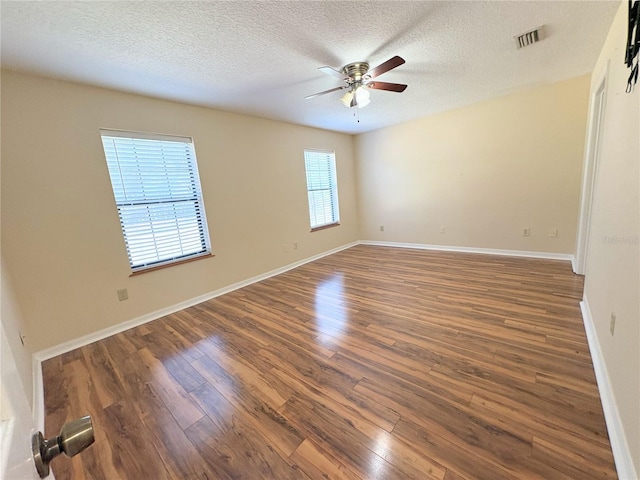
[43,245,617,479]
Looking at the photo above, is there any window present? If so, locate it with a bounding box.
[100,130,211,273]
[304,149,340,230]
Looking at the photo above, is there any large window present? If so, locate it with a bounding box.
[100,130,211,273]
[304,149,340,230]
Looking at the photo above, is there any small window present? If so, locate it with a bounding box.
[100,130,211,273]
[304,149,340,230]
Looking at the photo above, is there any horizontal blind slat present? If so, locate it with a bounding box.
[304,149,340,229]
[102,132,210,270]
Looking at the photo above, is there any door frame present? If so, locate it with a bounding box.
[1,323,41,480]
[574,63,609,275]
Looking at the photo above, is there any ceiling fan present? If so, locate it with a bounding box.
[305,55,407,108]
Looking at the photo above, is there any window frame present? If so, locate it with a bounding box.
[303,149,341,231]
[100,129,212,274]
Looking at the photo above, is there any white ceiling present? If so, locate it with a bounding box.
[1,1,619,134]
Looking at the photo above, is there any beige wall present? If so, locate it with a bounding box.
[1,70,359,353]
[2,231,34,409]
[1,77,35,408]
[355,75,590,254]
[582,0,640,473]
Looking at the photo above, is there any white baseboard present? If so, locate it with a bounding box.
[580,298,637,480]
[31,240,358,435]
[570,254,587,276]
[33,241,357,363]
[360,240,575,263]
[32,359,45,429]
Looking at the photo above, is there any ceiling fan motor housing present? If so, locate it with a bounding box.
[342,62,370,85]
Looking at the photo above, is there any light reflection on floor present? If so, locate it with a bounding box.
[313,273,349,346]
[370,429,393,477]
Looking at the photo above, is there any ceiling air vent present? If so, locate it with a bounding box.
[515,27,543,49]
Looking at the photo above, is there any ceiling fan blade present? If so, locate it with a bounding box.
[305,85,347,100]
[318,66,347,80]
[366,81,408,93]
[367,56,405,79]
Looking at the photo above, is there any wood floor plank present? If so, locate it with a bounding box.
[43,245,617,479]
[353,377,538,474]
[143,330,207,393]
[391,417,518,480]
[103,335,212,480]
[137,348,205,430]
[531,435,617,479]
[101,401,172,480]
[289,438,364,480]
[190,354,305,458]
[429,361,611,442]
[195,335,289,408]
[280,395,407,480]
[188,383,310,480]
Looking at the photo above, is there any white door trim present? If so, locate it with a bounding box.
[0,324,41,480]
[574,63,609,275]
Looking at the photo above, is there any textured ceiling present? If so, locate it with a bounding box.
[1,1,619,134]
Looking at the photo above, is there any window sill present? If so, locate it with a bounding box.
[310,222,340,232]
[129,253,214,277]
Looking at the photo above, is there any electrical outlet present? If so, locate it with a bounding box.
[283,243,289,253]
[117,288,129,301]
[440,226,446,234]
[550,228,558,238]
[522,228,531,237]
[293,241,298,250]
[380,225,384,232]
[610,312,616,336]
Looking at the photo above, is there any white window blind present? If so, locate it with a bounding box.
[100,130,211,272]
[304,149,340,229]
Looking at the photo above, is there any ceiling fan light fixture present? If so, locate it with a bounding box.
[355,86,370,108]
[340,90,355,107]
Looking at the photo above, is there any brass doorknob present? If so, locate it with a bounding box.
[32,415,95,478]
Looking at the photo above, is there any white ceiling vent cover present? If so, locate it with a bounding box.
[515,27,544,49]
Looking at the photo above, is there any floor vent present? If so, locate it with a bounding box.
[515,28,542,49]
